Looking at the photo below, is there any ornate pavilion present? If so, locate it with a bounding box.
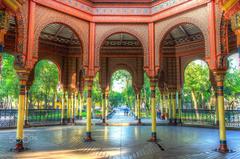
[0,0,239,155]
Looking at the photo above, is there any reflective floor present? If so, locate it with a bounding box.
[1,125,240,159]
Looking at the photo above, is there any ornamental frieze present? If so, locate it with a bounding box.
[56,0,189,15]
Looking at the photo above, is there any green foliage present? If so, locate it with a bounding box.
[183,60,211,108]
[92,73,102,106]
[109,70,135,108]
[224,56,240,102]
[141,73,151,112]
[0,53,19,107]
[29,60,59,108]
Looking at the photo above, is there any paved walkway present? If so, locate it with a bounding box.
[77,108,167,126]
[1,125,240,158]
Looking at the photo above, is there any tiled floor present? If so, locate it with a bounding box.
[0,125,240,159]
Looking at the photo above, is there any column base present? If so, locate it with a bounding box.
[67,118,71,123]
[15,139,24,152]
[137,119,142,125]
[177,119,183,125]
[169,119,177,125]
[61,118,66,125]
[24,120,30,127]
[148,132,157,142]
[102,118,106,123]
[84,132,95,142]
[217,141,229,153]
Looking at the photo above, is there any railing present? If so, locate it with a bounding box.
[28,109,62,123]
[0,109,17,128]
[1,108,240,129]
[178,109,216,126]
[178,109,240,127]
[0,108,104,128]
[225,110,240,127]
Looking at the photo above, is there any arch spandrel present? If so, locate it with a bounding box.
[95,24,148,67]
[34,6,89,66]
[16,2,28,57]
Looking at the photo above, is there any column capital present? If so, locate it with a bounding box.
[16,69,30,82]
[213,69,226,82]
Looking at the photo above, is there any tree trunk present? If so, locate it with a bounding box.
[191,90,199,119]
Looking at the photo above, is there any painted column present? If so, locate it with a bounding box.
[135,95,138,119]
[137,94,141,124]
[214,70,229,152]
[71,92,75,123]
[168,92,172,123]
[24,86,30,126]
[85,79,94,141]
[172,92,177,125]
[177,92,182,124]
[16,80,27,151]
[149,79,157,142]
[160,93,164,117]
[75,92,79,119]
[105,93,109,119]
[67,92,71,123]
[61,91,66,124]
[215,91,219,125]
[102,92,106,124]
[79,93,83,120]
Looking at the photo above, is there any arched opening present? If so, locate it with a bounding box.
[183,60,210,109]
[99,33,144,122]
[182,60,211,123]
[159,23,205,91]
[27,60,61,124]
[108,69,135,121]
[38,23,83,92]
[30,60,60,109]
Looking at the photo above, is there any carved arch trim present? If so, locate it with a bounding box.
[109,63,138,91]
[95,27,147,67]
[34,16,86,65]
[155,17,209,67]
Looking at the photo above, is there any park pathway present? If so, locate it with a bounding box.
[107,107,136,124]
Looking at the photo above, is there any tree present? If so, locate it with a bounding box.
[109,70,135,108]
[183,60,211,113]
[224,54,240,109]
[29,60,59,108]
[0,53,19,108]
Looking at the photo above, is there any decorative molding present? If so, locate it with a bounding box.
[55,0,188,16]
[95,24,148,67]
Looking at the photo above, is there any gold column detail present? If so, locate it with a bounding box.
[137,94,141,124]
[102,92,107,124]
[214,70,229,153]
[148,78,157,142]
[16,80,27,151]
[85,79,94,142]
[61,92,66,124]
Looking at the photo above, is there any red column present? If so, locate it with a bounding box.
[147,22,156,77]
[26,0,36,67]
[208,0,218,70]
[88,22,96,77]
